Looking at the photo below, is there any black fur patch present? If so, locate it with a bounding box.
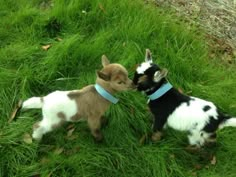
[203,110,231,133]
[186,98,195,106]
[203,116,220,133]
[149,88,192,132]
[203,105,211,112]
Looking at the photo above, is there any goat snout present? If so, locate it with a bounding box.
[127,80,137,89]
[131,82,137,89]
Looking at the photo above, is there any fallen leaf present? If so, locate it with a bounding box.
[186,90,193,95]
[230,104,236,109]
[146,106,151,112]
[194,164,202,170]
[31,174,40,177]
[139,134,147,145]
[39,0,53,10]
[66,124,75,130]
[56,37,62,41]
[8,100,23,123]
[99,3,105,12]
[185,145,201,154]
[39,145,55,152]
[169,154,175,159]
[221,52,233,64]
[82,10,87,14]
[47,171,53,177]
[210,155,217,165]
[75,146,80,151]
[178,88,183,94]
[67,128,75,137]
[40,157,50,164]
[66,134,79,140]
[23,133,33,144]
[233,50,236,57]
[209,52,216,58]
[130,107,134,115]
[177,0,186,6]
[42,44,51,51]
[64,146,80,155]
[53,147,64,155]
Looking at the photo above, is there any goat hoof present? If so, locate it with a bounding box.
[94,133,103,143]
[95,136,103,143]
[151,132,162,142]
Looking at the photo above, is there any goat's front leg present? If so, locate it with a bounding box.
[101,115,108,127]
[151,116,165,142]
[87,116,103,142]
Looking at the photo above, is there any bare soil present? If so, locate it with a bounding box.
[148,0,236,64]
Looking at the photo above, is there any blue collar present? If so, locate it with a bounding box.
[148,82,173,100]
[94,84,119,104]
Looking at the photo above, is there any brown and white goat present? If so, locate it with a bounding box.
[21,55,134,142]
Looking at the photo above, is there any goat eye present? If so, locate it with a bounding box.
[118,81,123,84]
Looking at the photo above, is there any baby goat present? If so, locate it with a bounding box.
[21,55,134,142]
[133,49,236,148]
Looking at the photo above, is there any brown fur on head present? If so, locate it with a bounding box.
[96,55,135,93]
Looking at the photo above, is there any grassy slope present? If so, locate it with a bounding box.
[0,0,236,176]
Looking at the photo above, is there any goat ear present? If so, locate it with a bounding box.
[96,70,110,81]
[153,68,168,82]
[161,68,168,77]
[145,49,153,63]
[101,55,110,67]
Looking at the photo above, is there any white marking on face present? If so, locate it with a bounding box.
[136,62,151,74]
[153,71,162,82]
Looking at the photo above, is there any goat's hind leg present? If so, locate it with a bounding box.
[186,130,204,152]
[32,117,58,141]
[32,120,48,141]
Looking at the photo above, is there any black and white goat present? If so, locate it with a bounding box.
[133,49,236,148]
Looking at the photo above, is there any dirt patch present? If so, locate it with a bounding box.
[147,0,236,64]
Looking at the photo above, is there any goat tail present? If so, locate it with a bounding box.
[219,117,236,129]
[22,97,44,109]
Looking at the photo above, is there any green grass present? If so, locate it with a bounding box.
[1,0,236,176]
